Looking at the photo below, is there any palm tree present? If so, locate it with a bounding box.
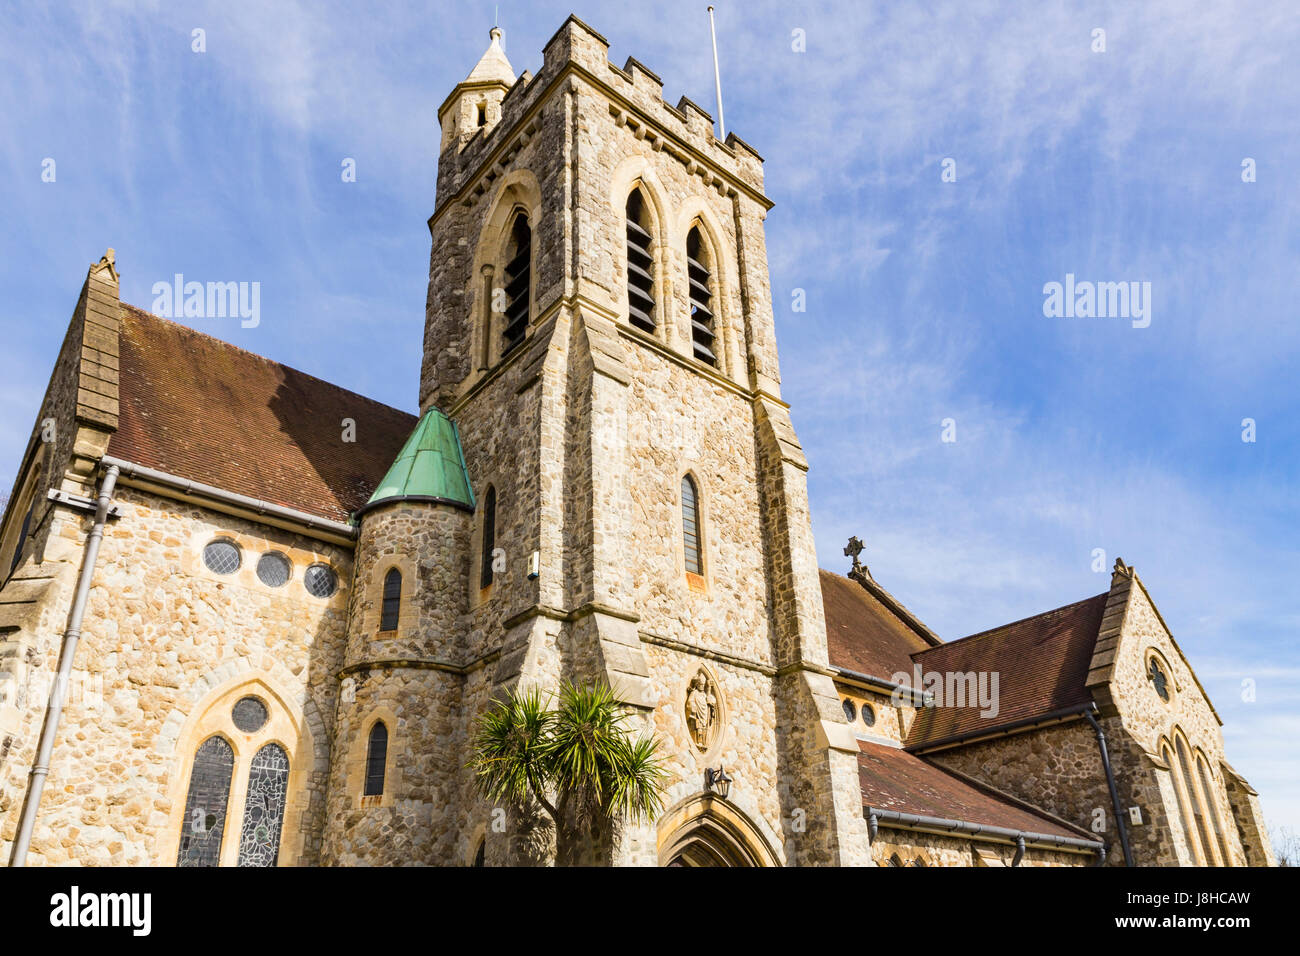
[469,681,668,865]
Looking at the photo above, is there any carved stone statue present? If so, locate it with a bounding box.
[686,670,718,751]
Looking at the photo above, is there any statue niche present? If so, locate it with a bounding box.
[686,669,720,752]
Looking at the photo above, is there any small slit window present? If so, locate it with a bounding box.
[364,721,388,797]
[686,226,716,366]
[380,568,402,632]
[476,102,487,127]
[501,215,531,356]
[480,486,497,588]
[681,475,703,577]
[626,189,655,333]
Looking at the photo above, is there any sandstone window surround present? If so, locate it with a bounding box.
[1145,648,1176,705]
[167,678,311,867]
[0,451,44,583]
[379,567,402,632]
[342,706,400,810]
[363,555,418,642]
[190,530,344,603]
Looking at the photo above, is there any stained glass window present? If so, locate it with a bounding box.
[380,568,401,631]
[232,696,268,733]
[364,721,388,797]
[682,476,703,576]
[177,735,234,867]
[237,743,289,867]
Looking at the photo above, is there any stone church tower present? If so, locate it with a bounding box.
[323,17,870,865]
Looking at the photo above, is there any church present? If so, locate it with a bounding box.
[0,16,1274,867]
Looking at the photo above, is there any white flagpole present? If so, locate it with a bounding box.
[708,6,725,139]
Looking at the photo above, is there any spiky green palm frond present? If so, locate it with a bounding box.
[469,686,553,807]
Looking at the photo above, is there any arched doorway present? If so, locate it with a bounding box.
[657,794,779,867]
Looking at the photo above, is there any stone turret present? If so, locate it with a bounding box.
[321,409,475,865]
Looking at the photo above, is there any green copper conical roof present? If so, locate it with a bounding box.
[358,408,475,518]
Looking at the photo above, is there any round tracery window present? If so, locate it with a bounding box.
[303,563,338,598]
[232,696,269,733]
[256,551,291,588]
[203,539,241,574]
[842,698,857,722]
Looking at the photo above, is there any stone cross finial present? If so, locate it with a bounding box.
[844,535,865,570]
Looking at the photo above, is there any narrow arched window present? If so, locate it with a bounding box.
[236,743,289,867]
[682,475,703,577]
[1196,753,1232,865]
[686,226,716,366]
[177,735,235,867]
[501,215,531,355]
[1174,735,1216,864]
[1161,742,1201,863]
[480,486,497,588]
[473,839,486,867]
[364,721,388,797]
[626,189,655,333]
[8,500,34,576]
[380,568,401,631]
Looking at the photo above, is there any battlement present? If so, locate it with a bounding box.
[435,15,767,218]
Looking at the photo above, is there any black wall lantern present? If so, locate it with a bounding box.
[704,765,733,799]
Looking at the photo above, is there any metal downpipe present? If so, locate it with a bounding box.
[1084,705,1134,867]
[9,464,119,866]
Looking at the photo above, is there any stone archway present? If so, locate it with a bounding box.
[657,794,779,867]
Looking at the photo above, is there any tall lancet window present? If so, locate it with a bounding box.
[177,735,235,867]
[364,721,388,797]
[480,486,497,588]
[682,475,703,577]
[501,215,531,356]
[626,189,656,333]
[380,568,402,631]
[236,743,289,867]
[686,226,717,365]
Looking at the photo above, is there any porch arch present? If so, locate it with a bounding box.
[657,794,779,867]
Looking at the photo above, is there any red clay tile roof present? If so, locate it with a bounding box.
[857,741,1090,841]
[821,569,937,681]
[904,593,1109,751]
[107,305,417,523]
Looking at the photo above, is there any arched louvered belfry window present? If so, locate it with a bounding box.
[364,721,388,797]
[380,568,401,631]
[176,735,235,867]
[681,475,703,577]
[501,214,531,356]
[686,226,717,366]
[236,743,289,867]
[480,486,496,588]
[626,189,655,333]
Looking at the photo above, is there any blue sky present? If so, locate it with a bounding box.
[2,2,1297,835]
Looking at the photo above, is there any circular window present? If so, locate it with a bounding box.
[232,696,269,733]
[1148,656,1171,702]
[256,551,291,588]
[842,698,857,722]
[202,539,241,575]
[304,563,338,598]
[861,703,876,727]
